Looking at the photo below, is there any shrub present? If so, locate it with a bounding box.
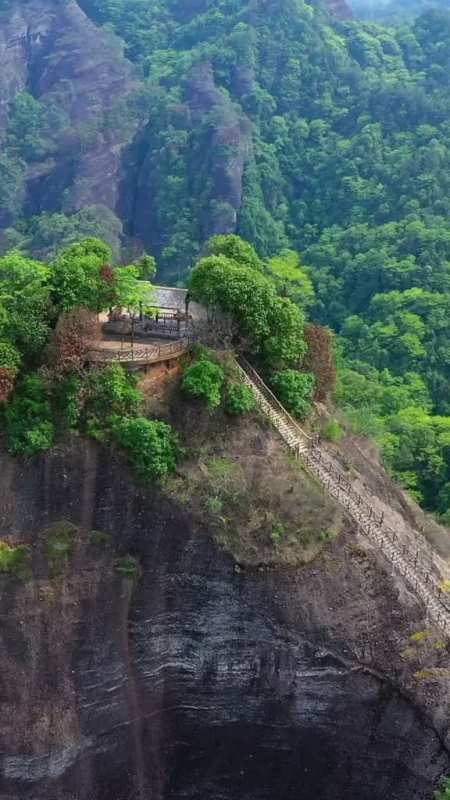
[0,341,21,403]
[0,541,29,577]
[434,777,450,799]
[0,341,21,372]
[110,416,178,481]
[49,308,98,377]
[5,374,55,455]
[115,554,142,580]
[302,325,336,401]
[271,370,315,420]
[205,495,224,515]
[323,420,344,442]
[182,358,225,409]
[53,374,82,431]
[83,364,142,439]
[225,383,256,415]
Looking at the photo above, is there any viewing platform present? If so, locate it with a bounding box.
[86,286,205,370]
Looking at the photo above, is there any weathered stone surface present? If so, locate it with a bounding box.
[0,0,139,218]
[0,438,448,799]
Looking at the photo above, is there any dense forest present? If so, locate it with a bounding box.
[350,0,450,24]
[2,0,450,516]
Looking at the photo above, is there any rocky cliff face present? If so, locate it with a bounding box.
[0,433,449,800]
[0,0,253,265]
[0,0,139,226]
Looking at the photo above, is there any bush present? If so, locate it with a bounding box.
[110,416,178,481]
[83,364,142,439]
[225,383,256,415]
[53,374,82,431]
[5,374,55,455]
[0,341,21,372]
[0,341,21,402]
[435,777,450,800]
[271,370,315,420]
[115,554,142,580]
[323,420,344,442]
[182,358,225,409]
[0,541,29,577]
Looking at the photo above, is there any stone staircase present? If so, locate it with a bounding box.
[236,356,450,638]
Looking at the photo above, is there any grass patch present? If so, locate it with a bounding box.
[319,529,338,544]
[0,541,30,578]
[400,647,417,660]
[205,495,224,516]
[206,457,237,480]
[271,521,286,544]
[409,630,432,644]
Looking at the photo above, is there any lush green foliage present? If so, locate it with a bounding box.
[110,416,178,481]
[190,252,306,368]
[323,420,344,443]
[434,777,450,800]
[264,250,315,310]
[0,251,52,361]
[0,341,21,372]
[51,238,115,312]
[271,370,315,420]
[4,374,54,456]
[225,382,256,415]
[0,541,29,577]
[82,365,143,439]
[3,0,450,513]
[205,235,262,272]
[182,358,225,409]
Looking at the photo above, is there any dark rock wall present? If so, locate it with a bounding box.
[0,0,139,221]
[0,440,448,800]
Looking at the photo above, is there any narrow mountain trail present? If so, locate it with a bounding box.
[236,357,450,637]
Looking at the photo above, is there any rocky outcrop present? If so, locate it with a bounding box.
[129,61,252,263]
[0,432,449,800]
[0,0,139,220]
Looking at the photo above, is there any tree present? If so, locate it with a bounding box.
[0,341,21,402]
[302,325,336,402]
[0,251,52,360]
[189,253,307,368]
[4,374,55,456]
[182,359,225,409]
[225,383,256,415]
[47,309,99,377]
[265,250,315,309]
[271,370,315,420]
[204,234,262,271]
[110,416,178,481]
[51,238,115,312]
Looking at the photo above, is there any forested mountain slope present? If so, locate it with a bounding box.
[350,0,450,24]
[2,0,450,513]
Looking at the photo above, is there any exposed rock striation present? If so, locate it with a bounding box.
[0,432,449,800]
[0,0,139,224]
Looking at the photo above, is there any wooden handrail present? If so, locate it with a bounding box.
[88,338,190,364]
[237,355,313,442]
[236,354,450,635]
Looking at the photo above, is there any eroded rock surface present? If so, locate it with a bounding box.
[0,438,449,800]
[0,0,138,223]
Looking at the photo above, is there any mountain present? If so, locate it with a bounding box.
[1,0,450,278]
[350,0,450,23]
[3,0,450,513]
